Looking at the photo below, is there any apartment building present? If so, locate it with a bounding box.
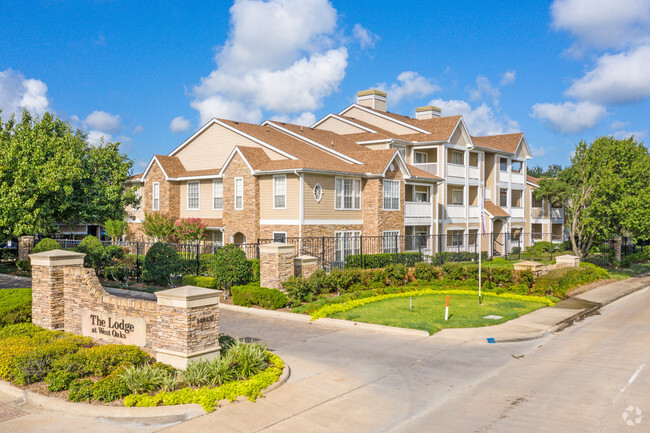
[125,88,563,259]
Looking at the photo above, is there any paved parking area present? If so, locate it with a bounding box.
[0,274,31,289]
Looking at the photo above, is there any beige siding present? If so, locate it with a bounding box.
[174,122,287,171]
[258,174,300,220]
[449,126,469,147]
[304,173,363,220]
[316,117,368,135]
[179,180,223,219]
[344,107,418,135]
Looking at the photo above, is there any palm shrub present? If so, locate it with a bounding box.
[213,244,252,288]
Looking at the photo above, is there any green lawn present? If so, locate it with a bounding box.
[329,294,546,335]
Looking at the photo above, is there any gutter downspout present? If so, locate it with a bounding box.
[294,170,304,253]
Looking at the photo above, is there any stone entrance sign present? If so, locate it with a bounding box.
[81,311,147,347]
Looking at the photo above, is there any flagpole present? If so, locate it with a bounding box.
[479,186,484,305]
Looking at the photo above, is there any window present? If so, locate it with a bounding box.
[273,232,287,243]
[213,180,223,210]
[531,191,543,208]
[187,181,200,210]
[134,186,141,210]
[499,188,508,207]
[273,175,286,209]
[414,151,427,164]
[415,192,428,202]
[152,183,159,211]
[313,183,323,202]
[511,160,522,173]
[511,189,523,208]
[451,188,464,205]
[211,230,223,246]
[235,177,243,210]
[469,152,479,167]
[335,178,361,210]
[393,144,406,160]
[383,230,400,253]
[500,158,508,172]
[511,228,522,241]
[447,230,464,247]
[383,179,400,210]
[450,150,464,165]
[334,231,360,264]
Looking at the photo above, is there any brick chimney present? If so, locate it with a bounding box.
[415,105,441,120]
[356,89,387,112]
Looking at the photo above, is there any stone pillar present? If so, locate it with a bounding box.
[294,255,318,279]
[555,254,581,268]
[18,235,35,261]
[259,243,295,290]
[29,250,85,330]
[155,286,222,370]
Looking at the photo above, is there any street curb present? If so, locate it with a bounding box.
[219,303,430,337]
[0,365,290,422]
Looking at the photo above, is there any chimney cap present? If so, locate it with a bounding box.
[357,89,387,98]
[416,105,441,113]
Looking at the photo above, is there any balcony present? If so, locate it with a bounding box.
[446,205,465,219]
[510,207,524,219]
[511,172,524,184]
[551,208,564,221]
[405,201,431,225]
[412,162,438,176]
[469,166,480,179]
[447,164,465,178]
[468,205,480,219]
[531,207,547,219]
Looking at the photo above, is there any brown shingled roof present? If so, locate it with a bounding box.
[129,173,143,181]
[155,155,186,178]
[201,218,224,228]
[483,201,510,218]
[471,133,523,154]
[527,175,541,185]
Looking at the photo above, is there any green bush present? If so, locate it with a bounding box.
[45,370,77,391]
[533,263,609,298]
[76,235,105,270]
[328,268,364,292]
[344,252,422,269]
[231,283,288,310]
[182,275,219,289]
[516,270,535,289]
[490,267,515,286]
[281,276,317,303]
[79,344,152,377]
[33,238,61,254]
[430,251,487,265]
[68,379,94,402]
[104,244,126,264]
[0,288,31,327]
[413,262,436,281]
[249,259,260,281]
[92,375,131,402]
[441,262,464,280]
[384,263,408,286]
[0,248,18,261]
[143,242,182,286]
[16,260,31,273]
[213,244,252,288]
[119,364,166,395]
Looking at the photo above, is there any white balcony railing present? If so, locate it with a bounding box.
[446,205,465,219]
[531,208,546,219]
[551,208,564,220]
[468,205,480,219]
[469,166,480,179]
[447,164,465,178]
[405,202,431,218]
[510,207,524,219]
[412,162,438,176]
[512,172,524,184]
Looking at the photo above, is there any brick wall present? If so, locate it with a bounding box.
[222,153,259,243]
[362,165,404,236]
[142,162,180,217]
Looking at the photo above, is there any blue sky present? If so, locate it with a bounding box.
[1,0,649,173]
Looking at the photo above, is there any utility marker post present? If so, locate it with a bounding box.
[445,295,450,321]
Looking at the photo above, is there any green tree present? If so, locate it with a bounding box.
[104,219,128,243]
[141,212,176,242]
[534,136,650,258]
[0,110,137,238]
[528,164,563,178]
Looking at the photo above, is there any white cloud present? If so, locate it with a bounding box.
[170,116,191,132]
[291,112,316,126]
[379,71,439,106]
[565,45,650,104]
[133,125,143,134]
[529,145,548,157]
[86,130,113,146]
[500,70,516,86]
[469,76,500,104]
[612,129,647,140]
[84,110,122,133]
[428,98,520,136]
[551,0,650,51]
[353,24,379,49]
[0,69,50,118]
[531,101,607,134]
[191,0,347,124]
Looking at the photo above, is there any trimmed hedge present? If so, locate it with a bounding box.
[231,283,288,310]
[533,262,609,298]
[182,275,219,289]
[0,288,31,327]
[33,238,61,254]
[345,252,422,269]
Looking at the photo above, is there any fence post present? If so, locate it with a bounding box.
[322,236,325,270]
[256,238,260,260]
[136,242,140,282]
[395,233,399,264]
[419,238,422,263]
[360,235,364,269]
[196,243,200,275]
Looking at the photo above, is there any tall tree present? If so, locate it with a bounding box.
[0,110,137,239]
[534,136,650,257]
[528,164,563,178]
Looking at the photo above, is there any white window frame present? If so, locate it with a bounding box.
[511,160,522,173]
[393,144,407,161]
[448,230,464,247]
[382,230,400,253]
[152,182,159,211]
[334,230,361,263]
[499,188,508,208]
[511,189,523,208]
[500,157,509,172]
[272,232,287,243]
[451,188,464,205]
[273,175,286,209]
[383,179,400,211]
[449,149,464,165]
[212,179,223,210]
[414,151,428,164]
[335,177,361,210]
[235,177,244,210]
[187,181,200,210]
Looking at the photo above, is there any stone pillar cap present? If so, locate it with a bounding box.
[29,249,85,267]
[259,242,295,253]
[156,286,222,308]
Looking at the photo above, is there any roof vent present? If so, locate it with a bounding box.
[357,89,387,112]
[415,106,441,119]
